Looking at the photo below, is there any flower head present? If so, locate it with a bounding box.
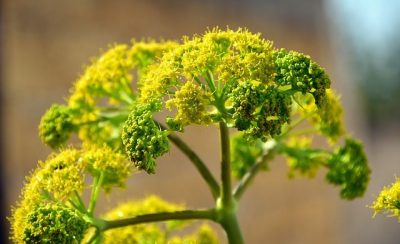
[39,104,76,148]
[23,203,89,243]
[166,80,213,129]
[231,83,291,141]
[83,143,131,192]
[273,48,331,107]
[37,148,85,200]
[326,138,370,199]
[122,104,169,174]
[371,179,400,220]
[68,44,135,109]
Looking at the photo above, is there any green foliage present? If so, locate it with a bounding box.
[23,203,89,244]
[326,139,370,199]
[122,104,169,174]
[39,104,76,148]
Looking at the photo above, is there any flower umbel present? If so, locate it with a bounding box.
[23,203,89,244]
[39,104,76,149]
[371,179,400,220]
[122,104,169,174]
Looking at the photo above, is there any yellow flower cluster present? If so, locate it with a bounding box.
[291,89,344,143]
[68,44,135,109]
[372,179,400,220]
[83,143,131,192]
[10,148,83,243]
[166,80,213,128]
[10,145,131,243]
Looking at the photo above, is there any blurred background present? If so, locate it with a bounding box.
[1,0,400,243]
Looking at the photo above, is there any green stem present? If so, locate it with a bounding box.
[88,172,104,216]
[219,122,232,208]
[73,191,87,210]
[233,161,264,200]
[156,121,220,199]
[102,209,217,231]
[233,141,277,200]
[220,212,244,244]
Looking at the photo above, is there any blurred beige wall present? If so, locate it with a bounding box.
[3,0,392,243]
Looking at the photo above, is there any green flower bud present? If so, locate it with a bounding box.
[122,104,169,174]
[23,203,89,244]
[326,138,370,199]
[231,82,291,141]
[39,104,75,148]
[273,48,330,107]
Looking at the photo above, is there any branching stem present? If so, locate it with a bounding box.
[233,141,277,200]
[88,172,104,216]
[101,209,217,231]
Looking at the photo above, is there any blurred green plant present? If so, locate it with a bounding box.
[10,28,370,244]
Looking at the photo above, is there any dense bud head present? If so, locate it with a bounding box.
[39,104,75,148]
[23,203,89,244]
[371,179,400,220]
[326,138,370,199]
[231,83,292,141]
[273,48,331,107]
[82,143,131,192]
[122,104,169,174]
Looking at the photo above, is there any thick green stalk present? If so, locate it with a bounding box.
[219,211,244,244]
[219,122,232,207]
[218,121,244,244]
[101,209,217,231]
